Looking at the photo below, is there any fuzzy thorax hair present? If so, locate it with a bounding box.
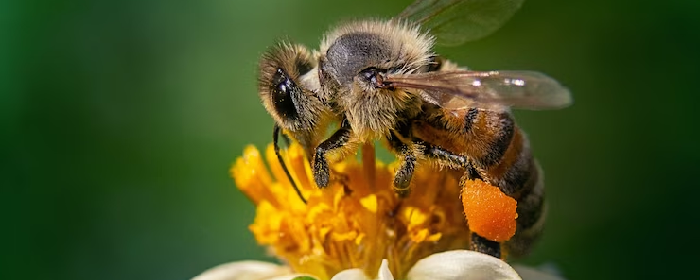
[318,19,436,140]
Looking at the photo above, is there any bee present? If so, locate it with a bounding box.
[256,0,571,258]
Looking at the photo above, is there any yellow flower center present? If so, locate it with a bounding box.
[231,142,472,280]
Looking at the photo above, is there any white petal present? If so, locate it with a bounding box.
[266,276,315,280]
[376,260,395,280]
[330,259,394,280]
[406,250,522,280]
[192,260,296,280]
[330,268,371,280]
[513,265,567,280]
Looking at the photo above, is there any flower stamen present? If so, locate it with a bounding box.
[232,142,474,280]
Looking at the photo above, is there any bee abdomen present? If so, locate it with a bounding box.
[489,132,545,256]
[511,158,544,229]
[462,108,479,133]
[480,120,545,257]
[504,161,546,257]
[480,112,515,167]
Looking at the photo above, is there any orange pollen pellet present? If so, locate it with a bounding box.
[461,179,518,242]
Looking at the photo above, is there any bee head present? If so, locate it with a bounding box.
[258,42,330,151]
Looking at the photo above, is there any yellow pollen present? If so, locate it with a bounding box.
[231,142,473,280]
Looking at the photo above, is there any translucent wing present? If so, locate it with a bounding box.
[396,0,525,46]
[383,70,572,110]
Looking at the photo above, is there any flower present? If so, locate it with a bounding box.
[192,142,566,280]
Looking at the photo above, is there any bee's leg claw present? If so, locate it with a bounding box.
[470,232,501,259]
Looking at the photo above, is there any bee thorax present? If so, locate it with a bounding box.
[323,33,392,87]
[342,87,421,141]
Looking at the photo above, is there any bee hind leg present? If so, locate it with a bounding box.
[470,232,502,259]
[414,139,502,258]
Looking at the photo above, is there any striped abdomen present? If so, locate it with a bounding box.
[412,104,546,257]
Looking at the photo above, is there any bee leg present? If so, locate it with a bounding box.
[313,119,352,188]
[414,139,502,258]
[273,124,307,204]
[415,139,469,169]
[387,132,415,197]
[471,233,501,259]
[417,140,490,181]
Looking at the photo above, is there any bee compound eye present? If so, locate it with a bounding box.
[277,82,288,93]
[271,68,299,120]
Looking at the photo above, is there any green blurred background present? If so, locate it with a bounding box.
[2,0,698,279]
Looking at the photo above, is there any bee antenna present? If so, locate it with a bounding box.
[273,124,307,204]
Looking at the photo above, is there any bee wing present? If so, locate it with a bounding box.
[384,70,572,110]
[396,0,525,46]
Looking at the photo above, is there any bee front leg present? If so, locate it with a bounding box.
[313,119,352,188]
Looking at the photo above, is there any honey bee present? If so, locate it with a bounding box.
[256,0,571,258]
